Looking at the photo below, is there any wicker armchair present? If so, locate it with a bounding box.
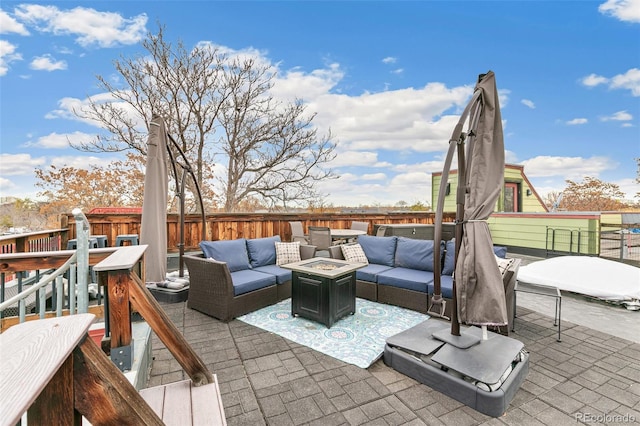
[183,243,317,322]
[183,255,277,322]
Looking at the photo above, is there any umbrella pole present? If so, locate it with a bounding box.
[451,135,466,337]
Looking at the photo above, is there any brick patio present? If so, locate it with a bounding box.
[147,299,640,425]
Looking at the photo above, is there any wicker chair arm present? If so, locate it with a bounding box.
[183,255,234,300]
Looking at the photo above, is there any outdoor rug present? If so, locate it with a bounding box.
[237,298,429,368]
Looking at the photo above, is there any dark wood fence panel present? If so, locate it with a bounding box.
[64,212,456,252]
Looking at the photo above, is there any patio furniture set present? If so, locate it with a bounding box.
[184,230,519,336]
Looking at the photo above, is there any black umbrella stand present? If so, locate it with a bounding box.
[382,72,529,418]
[166,133,207,278]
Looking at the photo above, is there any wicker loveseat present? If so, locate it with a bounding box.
[329,235,520,333]
[184,236,316,322]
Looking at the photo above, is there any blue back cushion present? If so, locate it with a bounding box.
[494,245,507,259]
[246,236,281,267]
[200,239,251,272]
[394,237,439,272]
[441,239,508,275]
[358,235,397,266]
[442,239,456,275]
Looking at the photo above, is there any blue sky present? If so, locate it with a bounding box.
[1,0,639,208]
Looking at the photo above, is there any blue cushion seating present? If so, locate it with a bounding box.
[356,264,394,283]
[246,236,281,267]
[428,275,454,299]
[442,239,507,276]
[358,235,397,266]
[377,267,435,293]
[394,237,442,272]
[253,264,291,284]
[198,236,306,297]
[200,239,252,272]
[230,269,277,296]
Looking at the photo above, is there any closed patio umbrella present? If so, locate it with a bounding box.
[432,71,507,335]
[456,71,507,327]
[140,114,169,284]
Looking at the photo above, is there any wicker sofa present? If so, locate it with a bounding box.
[329,235,520,333]
[184,236,315,322]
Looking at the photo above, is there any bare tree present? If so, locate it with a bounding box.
[73,25,335,212]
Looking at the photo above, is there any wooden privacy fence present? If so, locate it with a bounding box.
[63,211,455,253]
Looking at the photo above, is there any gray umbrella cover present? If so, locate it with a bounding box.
[140,115,169,284]
[456,72,507,326]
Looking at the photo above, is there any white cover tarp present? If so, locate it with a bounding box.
[518,256,640,302]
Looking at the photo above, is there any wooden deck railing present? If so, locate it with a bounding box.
[0,245,226,425]
[0,248,115,332]
[62,211,453,252]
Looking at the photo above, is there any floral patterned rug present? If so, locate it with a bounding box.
[237,298,429,368]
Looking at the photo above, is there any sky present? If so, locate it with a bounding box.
[1,0,639,209]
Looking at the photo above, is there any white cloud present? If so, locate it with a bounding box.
[23,131,95,149]
[566,118,588,125]
[0,153,46,176]
[49,154,114,170]
[0,9,29,35]
[581,68,640,96]
[614,177,640,200]
[14,5,147,47]
[521,99,535,109]
[599,0,640,23]
[360,173,387,181]
[30,54,67,71]
[391,68,404,75]
[581,73,609,87]
[600,110,633,121]
[309,83,473,153]
[329,151,386,168]
[382,57,397,64]
[610,68,640,96]
[0,39,22,76]
[45,91,146,129]
[0,176,17,192]
[522,155,617,180]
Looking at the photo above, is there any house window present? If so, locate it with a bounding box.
[504,182,520,212]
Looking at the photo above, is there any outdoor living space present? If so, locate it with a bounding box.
[148,254,640,425]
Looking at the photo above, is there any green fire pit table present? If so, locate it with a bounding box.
[282,258,366,328]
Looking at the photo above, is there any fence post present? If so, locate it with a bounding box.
[73,208,90,313]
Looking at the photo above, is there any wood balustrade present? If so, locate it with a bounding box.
[62,211,454,252]
[0,244,226,425]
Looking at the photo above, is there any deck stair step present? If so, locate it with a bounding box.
[140,378,226,426]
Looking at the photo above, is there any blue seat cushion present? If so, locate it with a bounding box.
[428,275,454,299]
[355,264,394,283]
[230,270,276,296]
[253,264,291,284]
[394,237,442,272]
[358,235,397,267]
[442,239,508,275]
[376,267,435,293]
[246,236,281,267]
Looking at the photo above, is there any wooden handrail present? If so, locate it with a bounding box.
[0,313,164,425]
[94,245,213,385]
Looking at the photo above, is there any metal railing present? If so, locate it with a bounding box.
[0,210,111,330]
[600,223,640,264]
[545,227,598,257]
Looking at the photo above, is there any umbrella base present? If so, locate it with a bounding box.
[147,284,189,303]
[384,319,528,417]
